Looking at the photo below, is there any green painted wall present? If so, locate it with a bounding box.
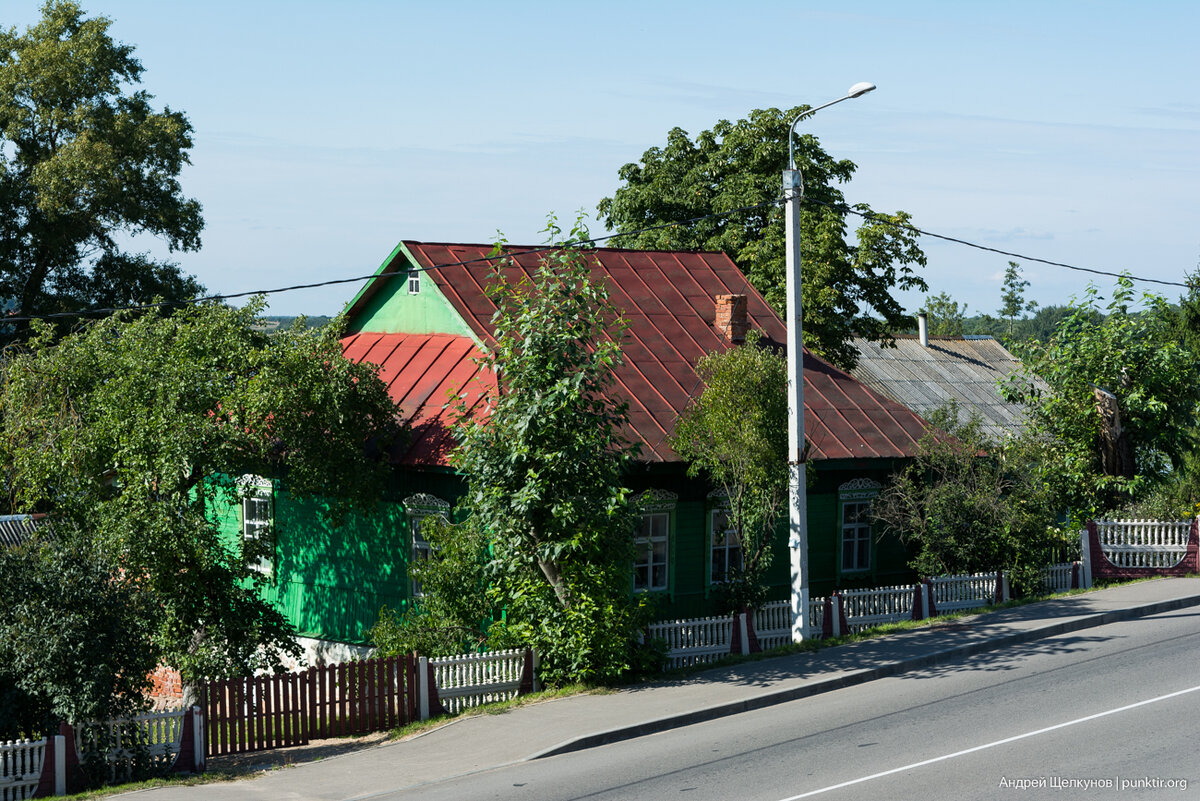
[216,471,467,645]
[622,463,916,621]
[221,461,916,644]
[346,246,476,338]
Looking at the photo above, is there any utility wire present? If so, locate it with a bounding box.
[3,191,1193,324]
[806,196,1192,289]
[2,198,782,325]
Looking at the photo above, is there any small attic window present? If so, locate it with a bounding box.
[408,270,421,294]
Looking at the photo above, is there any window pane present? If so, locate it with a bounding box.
[635,512,669,591]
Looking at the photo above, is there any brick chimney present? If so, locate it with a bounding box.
[714,294,749,344]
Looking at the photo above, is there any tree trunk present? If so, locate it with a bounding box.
[537,557,571,609]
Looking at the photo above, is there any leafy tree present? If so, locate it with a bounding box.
[0,540,158,734]
[1020,304,1076,343]
[1168,266,1200,358]
[998,261,1037,337]
[668,331,787,612]
[370,514,493,657]
[920,291,969,337]
[871,404,1064,596]
[448,220,653,685]
[597,107,926,369]
[0,1,203,325]
[0,300,401,688]
[1003,276,1200,512]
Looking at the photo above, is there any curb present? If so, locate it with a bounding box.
[527,593,1200,760]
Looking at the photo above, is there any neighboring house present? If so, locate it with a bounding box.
[235,241,932,647]
[850,316,1034,442]
[0,514,46,548]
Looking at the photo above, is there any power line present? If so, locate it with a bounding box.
[2,198,782,325]
[806,197,1193,290]
[3,192,1193,324]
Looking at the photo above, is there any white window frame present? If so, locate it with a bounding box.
[709,506,744,585]
[633,489,676,593]
[404,494,450,597]
[407,270,421,295]
[239,475,273,574]
[839,479,881,574]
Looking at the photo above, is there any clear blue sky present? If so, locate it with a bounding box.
[10,1,1199,318]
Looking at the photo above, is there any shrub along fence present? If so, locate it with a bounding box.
[0,707,205,799]
[649,566,1081,670]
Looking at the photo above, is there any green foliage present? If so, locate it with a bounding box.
[446,217,654,685]
[0,300,401,684]
[597,107,927,369]
[370,515,493,657]
[998,262,1037,338]
[1003,276,1200,512]
[0,540,157,735]
[871,403,1065,597]
[920,291,969,337]
[0,1,204,325]
[668,331,787,612]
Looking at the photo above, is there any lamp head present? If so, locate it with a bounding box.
[847,82,876,98]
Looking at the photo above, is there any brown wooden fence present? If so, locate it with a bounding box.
[201,655,417,757]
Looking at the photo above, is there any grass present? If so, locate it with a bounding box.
[51,769,248,800]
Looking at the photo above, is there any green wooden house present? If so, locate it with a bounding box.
[233,241,931,649]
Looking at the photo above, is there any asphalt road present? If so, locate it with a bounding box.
[390,607,1200,800]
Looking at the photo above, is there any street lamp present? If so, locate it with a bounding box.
[786,82,876,643]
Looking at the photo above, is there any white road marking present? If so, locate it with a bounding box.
[778,683,1200,800]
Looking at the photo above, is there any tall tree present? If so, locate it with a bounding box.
[1003,276,1200,511]
[0,1,204,324]
[998,261,1037,337]
[668,332,787,613]
[449,220,652,685]
[0,301,401,685]
[597,107,927,369]
[920,291,969,337]
[871,404,1063,597]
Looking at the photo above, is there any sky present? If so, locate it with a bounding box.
[8,1,1200,318]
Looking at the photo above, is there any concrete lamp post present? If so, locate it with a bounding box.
[786,81,876,643]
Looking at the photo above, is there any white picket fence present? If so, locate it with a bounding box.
[0,706,197,799]
[754,600,794,651]
[649,564,1092,664]
[646,614,734,668]
[427,648,535,716]
[78,708,187,784]
[931,572,1002,613]
[1091,518,1192,568]
[837,583,917,633]
[1041,562,1077,593]
[0,739,43,801]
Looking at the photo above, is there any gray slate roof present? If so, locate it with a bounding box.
[0,514,46,548]
[850,334,1036,441]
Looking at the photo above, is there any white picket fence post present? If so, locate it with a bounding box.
[54,734,65,796]
[737,612,750,655]
[191,706,204,773]
[417,657,432,719]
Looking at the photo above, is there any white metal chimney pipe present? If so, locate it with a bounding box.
[917,313,929,348]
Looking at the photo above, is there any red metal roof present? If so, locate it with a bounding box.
[343,242,930,466]
[340,332,494,467]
